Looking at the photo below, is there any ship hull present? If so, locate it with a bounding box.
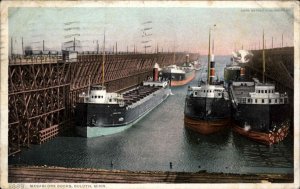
[75,87,171,138]
[184,96,231,135]
[231,103,290,145]
[184,116,230,135]
[232,123,289,145]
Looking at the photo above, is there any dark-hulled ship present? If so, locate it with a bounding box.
[230,79,290,145]
[75,63,171,137]
[184,54,231,134]
[224,50,253,86]
[229,32,290,145]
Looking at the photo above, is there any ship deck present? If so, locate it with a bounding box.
[123,85,161,105]
[232,85,255,98]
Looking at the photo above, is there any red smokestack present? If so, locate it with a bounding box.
[153,63,159,81]
[240,67,245,77]
[209,55,215,84]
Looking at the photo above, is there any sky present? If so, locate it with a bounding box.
[8,7,294,55]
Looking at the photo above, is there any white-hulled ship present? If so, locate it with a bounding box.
[161,54,195,86]
[75,63,171,137]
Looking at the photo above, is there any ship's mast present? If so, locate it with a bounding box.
[207,28,211,84]
[102,31,106,87]
[262,30,265,84]
[173,41,176,65]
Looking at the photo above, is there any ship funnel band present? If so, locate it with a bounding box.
[210,69,215,77]
[210,61,215,69]
[153,67,159,81]
[240,67,245,76]
[210,54,215,62]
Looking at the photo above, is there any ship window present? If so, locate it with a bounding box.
[247,99,250,103]
[109,99,112,102]
[262,99,264,103]
[269,99,271,103]
[275,99,278,103]
[265,90,267,93]
[268,90,270,93]
[219,93,221,96]
[194,92,198,96]
[258,90,260,93]
[98,96,100,98]
[210,90,212,93]
[255,99,257,103]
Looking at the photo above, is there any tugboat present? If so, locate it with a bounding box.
[230,32,290,145]
[75,63,171,137]
[184,28,231,134]
[161,54,195,86]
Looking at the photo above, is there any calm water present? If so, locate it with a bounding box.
[9,56,293,174]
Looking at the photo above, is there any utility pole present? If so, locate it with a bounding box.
[11,37,13,57]
[272,37,273,48]
[262,30,265,84]
[97,40,99,54]
[73,37,76,51]
[115,42,118,54]
[22,37,24,56]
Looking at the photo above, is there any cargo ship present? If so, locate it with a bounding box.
[75,63,171,137]
[230,80,290,145]
[160,54,195,86]
[193,60,201,71]
[184,55,231,134]
[229,32,290,145]
[224,50,253,85]
[161,64,195,87]
[184,28,231,135]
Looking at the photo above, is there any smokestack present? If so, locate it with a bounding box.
[240,67,245,77]
[209,55,215,84]
[186,54,189,64]
[153,63,159,81]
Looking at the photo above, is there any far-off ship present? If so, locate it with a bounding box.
[161,55,195,86]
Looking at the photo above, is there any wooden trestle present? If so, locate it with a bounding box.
[8,52,199,155]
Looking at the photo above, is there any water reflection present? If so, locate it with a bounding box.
[184,127,230,146]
